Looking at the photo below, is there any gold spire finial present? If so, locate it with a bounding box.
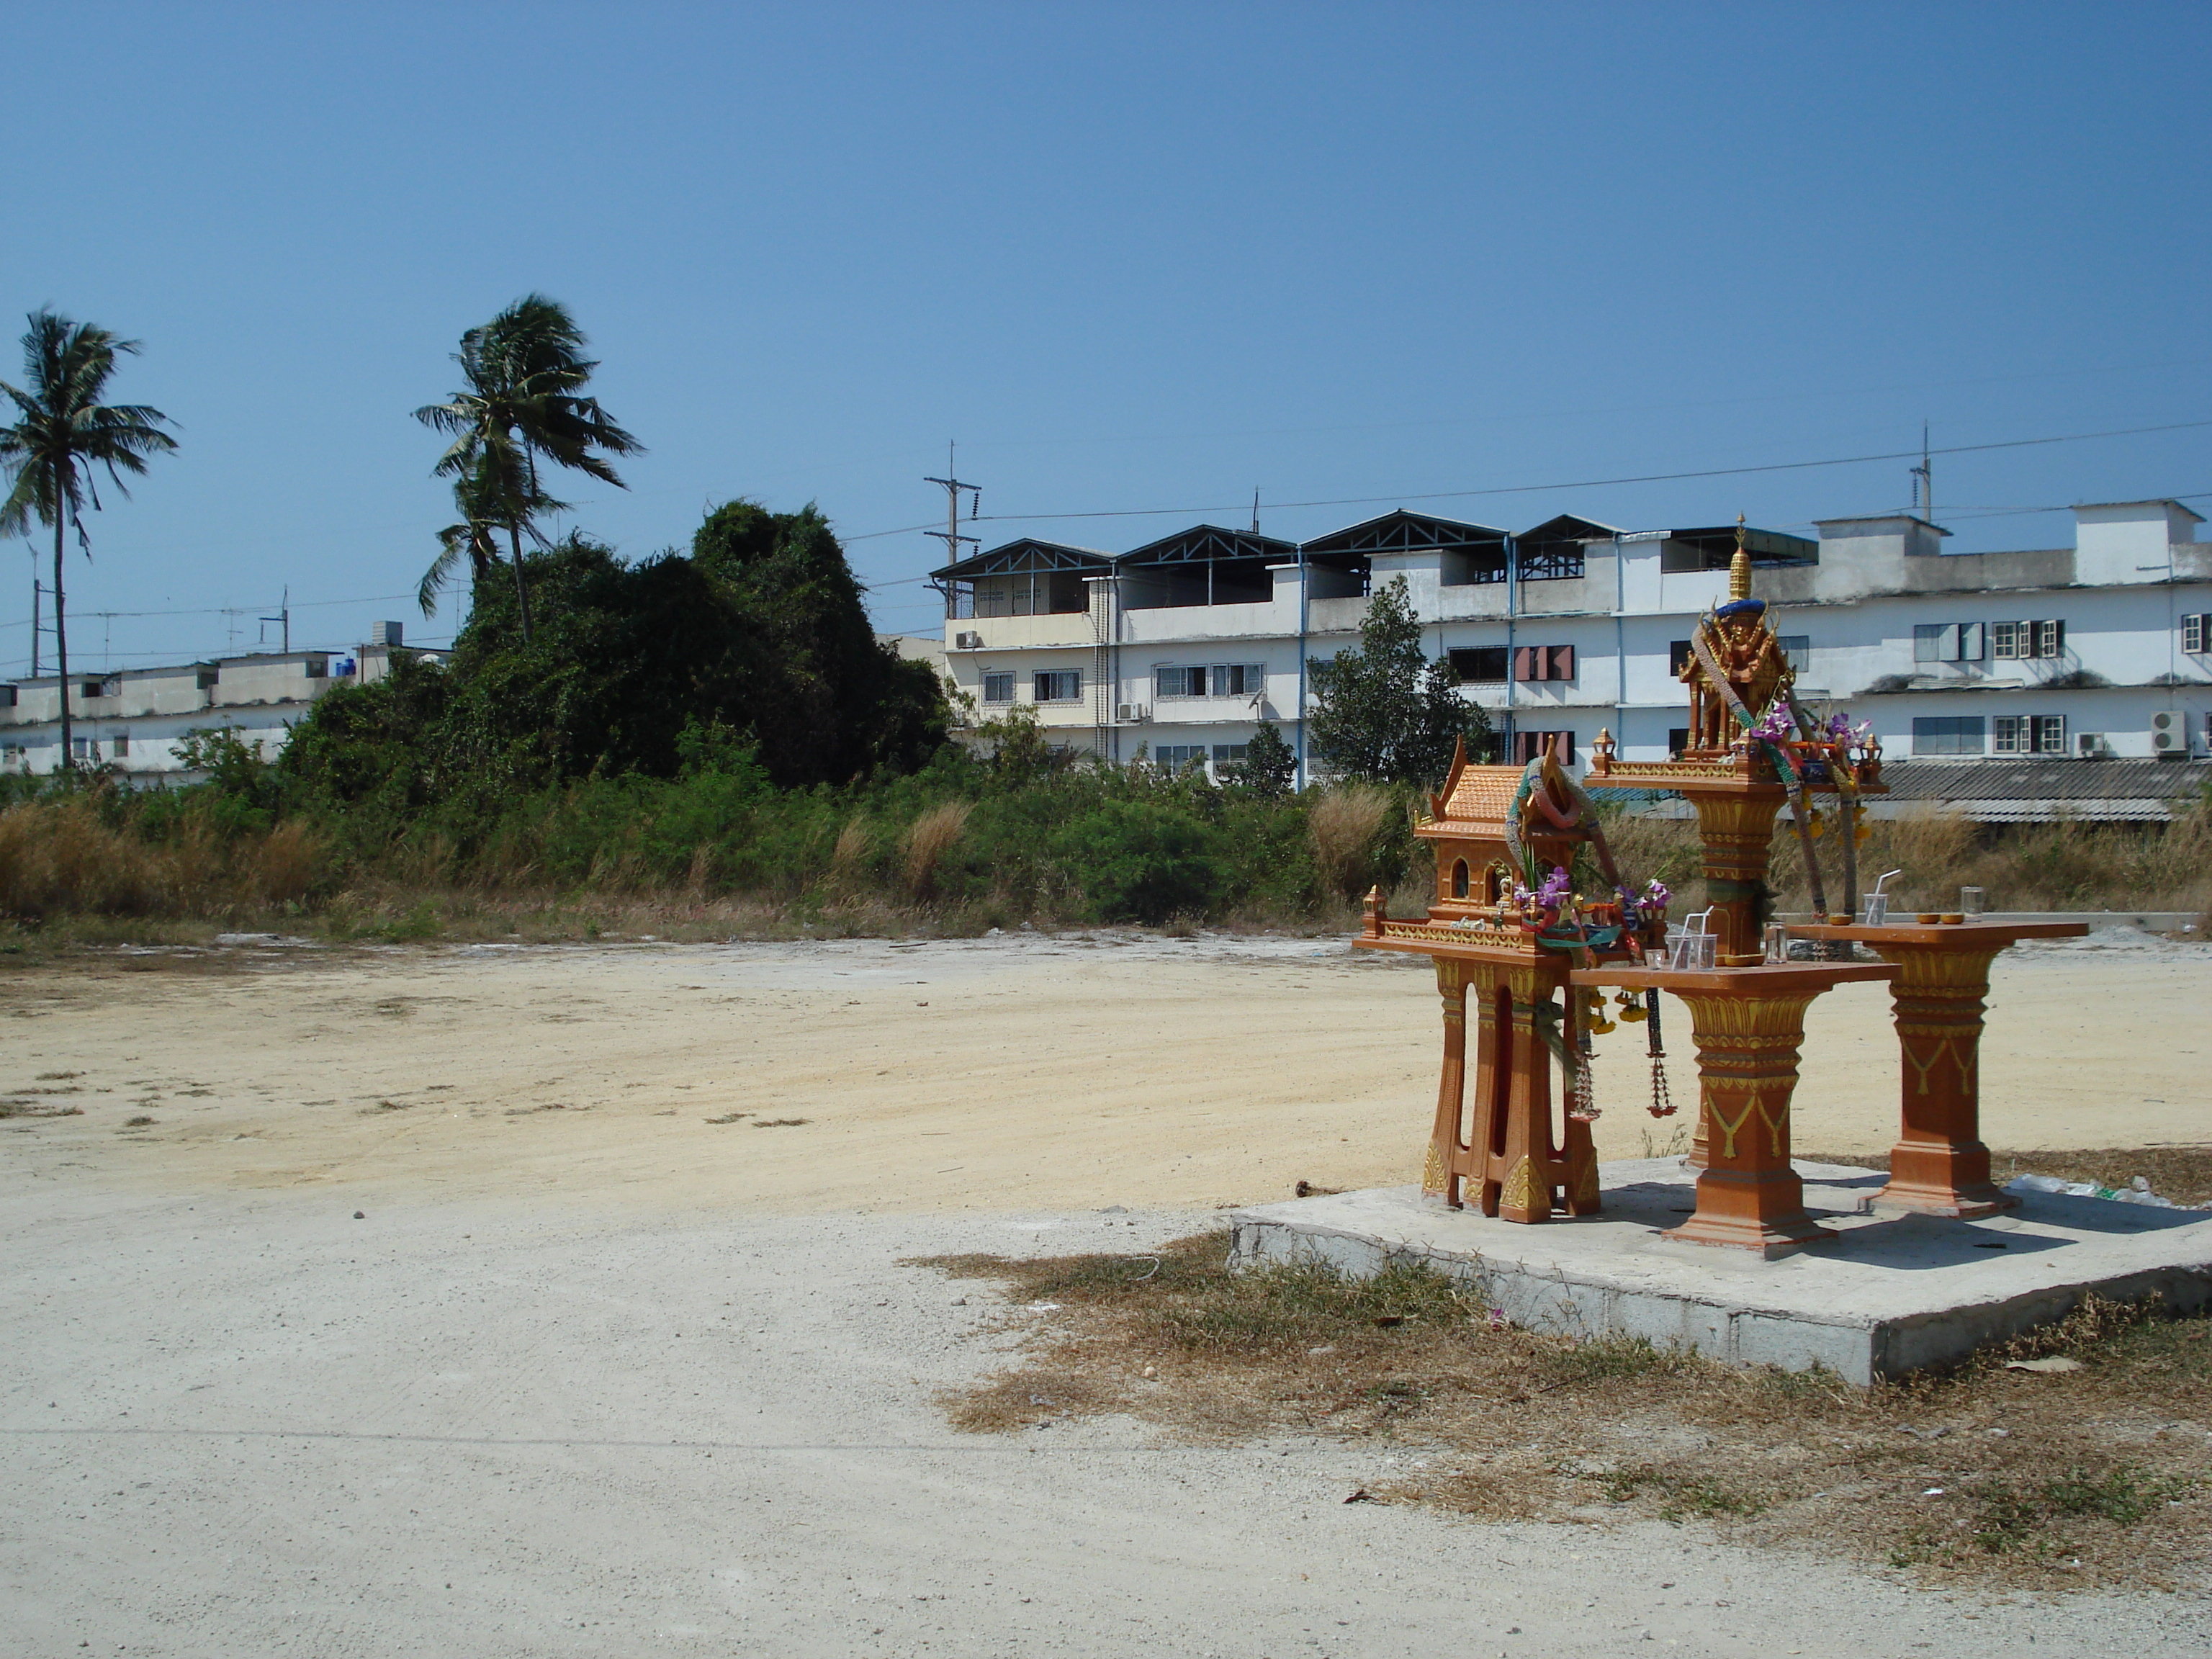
[1728,513,1753,601]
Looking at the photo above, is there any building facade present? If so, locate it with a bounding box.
[932,498,2212,788]
[0,625,436,778]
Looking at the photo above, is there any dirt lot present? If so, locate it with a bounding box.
[3,928,2208,1655]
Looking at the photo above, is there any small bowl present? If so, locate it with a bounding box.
[1916,912,1940,924]
[1827,912,1850,925]
[1939,912,1965,925]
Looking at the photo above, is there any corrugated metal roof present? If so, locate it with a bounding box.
[1877,758,2211,801]
[1867,758,2211,823]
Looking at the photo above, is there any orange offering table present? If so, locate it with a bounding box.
[1788,920,2090,1217]
[1572,960,1897,1257]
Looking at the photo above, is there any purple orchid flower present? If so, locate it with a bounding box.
[1749,703,1794,742]
[1536,866,1574,909]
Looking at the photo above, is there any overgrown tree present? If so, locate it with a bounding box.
[414,295,642,642]
[0,310,176,770]
[1221,720,1298,796]
[1306,577,1491,786]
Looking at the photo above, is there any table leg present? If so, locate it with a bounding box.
[1876,947,2017,1217]
[1663,990,1838,1257]
[1425,961,1467,1205]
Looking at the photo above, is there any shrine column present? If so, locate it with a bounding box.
[1425,960,1468,1204]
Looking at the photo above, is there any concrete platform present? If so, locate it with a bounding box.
[1228,1159,2212,1385]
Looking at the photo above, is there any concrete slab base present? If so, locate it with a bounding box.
[1228,1159,2212,1385]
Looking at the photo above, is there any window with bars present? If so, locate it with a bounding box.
[1509,729,1576,764]
[1913,622,1985,662]
[1447,647,1509,684]
[1992,619,2065,660]
[1511,644,1575,682]
[981,671,1015,704]
[1155,663,1264,698]
[1033,670,1082,703]
[1911,716,1985,756]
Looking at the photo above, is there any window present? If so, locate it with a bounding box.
[2036,714,2067,754]
[1668,640,1694,675]
[1448,647,1509,684]
[1033,670,1082,703]
[1911,716,1985,757]
[112,733,129,757]
[1155,664,1264,698]
[72,737,91,760]
[1512,644,1575,682]
[1993,619,2065,660]
[974,572,1087,618]
[1210,743,1246,765]
[0,685,16,709]
[1509,730,1576,765]
[1668,727,1691,758]
[81,680,105,699]
[1994,715,2030,755]
[305,657,328,679]
[981,671,1015,704]
[1912,623,1984,662]
[1519,546,1585,580]
[1777,634,1810,664]
[196,669,220,691]
[1154,745,1208,770]
[2184,613,2211,655]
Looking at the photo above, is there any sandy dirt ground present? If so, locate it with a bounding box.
[4,928,2209,1655]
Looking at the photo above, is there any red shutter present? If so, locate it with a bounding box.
[1551,645,1574,681]
[1513,647,1535,681]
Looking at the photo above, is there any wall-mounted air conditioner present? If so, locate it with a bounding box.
[2076,732,2111,759]
[2150,710,2187,757]
[1116,703,1148,724]
[955,631,982,651]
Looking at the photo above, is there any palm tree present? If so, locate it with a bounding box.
[414,295,641,644]
[417,456,527,619]
[0,311,176,770]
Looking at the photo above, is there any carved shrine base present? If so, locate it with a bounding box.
[1572,961,1897,1257]
[1425,955,1599,1223]
[1788,920,2088,1217]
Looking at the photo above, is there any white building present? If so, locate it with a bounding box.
[932,498,2212,810]
[0,624,439,778]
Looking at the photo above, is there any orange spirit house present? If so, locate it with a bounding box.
[1356,740,1658,1223]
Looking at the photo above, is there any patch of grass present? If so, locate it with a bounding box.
[122,1115,156,1127]
[0,1100,83,1120]
[914,1226,2212,1594]
[704,1112,750,1125]
[751,1116,810,1128]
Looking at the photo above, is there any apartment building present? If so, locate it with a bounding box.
[0,624,437,778]
[932,497,2212,799]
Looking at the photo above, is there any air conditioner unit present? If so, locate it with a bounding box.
[954,631,982,651]
[2150,709,2188,757]
[1116,703,1148,724]
[2076,732,2110,759]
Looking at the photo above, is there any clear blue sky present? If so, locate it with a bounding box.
[5,1,2208,675]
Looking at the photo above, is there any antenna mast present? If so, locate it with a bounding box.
[260,586,290,654]
[923,440,980,567]
[1910,421,1933,522]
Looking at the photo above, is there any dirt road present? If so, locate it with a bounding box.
[4,930,2207,1655]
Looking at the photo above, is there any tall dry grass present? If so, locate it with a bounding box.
[1599,796,2212,919]
[1308,784,1393,902]
[902,801,971,899]
[0,799,327,920]
[828,817,875,893]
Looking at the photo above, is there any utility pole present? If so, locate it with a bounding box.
[260,587,290,653]
[923,441,981,567]
[1910,421,1933,522]
[30,578,40,678]
[1251,489,1260,534]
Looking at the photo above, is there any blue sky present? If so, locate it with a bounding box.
[4,1,2208,674]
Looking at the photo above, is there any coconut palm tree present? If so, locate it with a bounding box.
[0,310,176,770]
[413,295,641,644]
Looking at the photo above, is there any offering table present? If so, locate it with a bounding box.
[1786,920,2090,1217]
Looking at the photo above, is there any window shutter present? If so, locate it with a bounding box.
[1939,624,1961,661]
[1961,622,1984,660]
[1550,644,1574,681]
[1514,647,1536,681]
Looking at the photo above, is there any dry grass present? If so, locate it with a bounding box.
[1600,797,2212,919]
[914,1227,2211,1593]
[902,801,972,899]
[1308,785,1394,902]
[828,817,874,893]
[0,799,328,920]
